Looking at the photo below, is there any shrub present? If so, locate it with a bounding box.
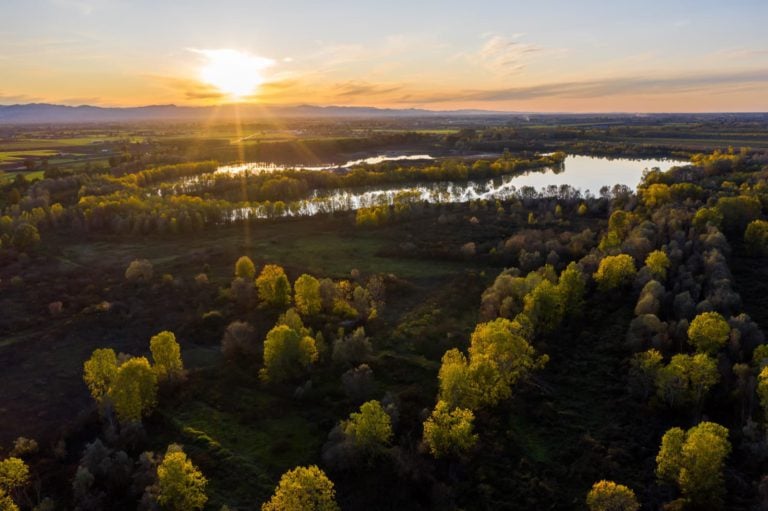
[125,259,154,283]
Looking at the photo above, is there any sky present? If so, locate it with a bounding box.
[1,0,767,112]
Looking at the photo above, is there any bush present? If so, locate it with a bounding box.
[221,321,258,359]
[332,327,373,367]
[745,219,768,256]
[586,480,639,511]
[9,437,38,458]
[125,259,154,283]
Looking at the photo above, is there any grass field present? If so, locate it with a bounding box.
[0,133,120,172]
[55,218,489,281]
[0,212,498,452]
[0,170,46,183]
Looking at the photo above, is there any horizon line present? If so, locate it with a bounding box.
[2,102,768,116]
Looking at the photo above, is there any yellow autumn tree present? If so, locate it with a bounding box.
[108,357,158,423]
[262,465,339,511]
[150,331,184,382]
[157,445,207,511]
[83,348,118,405]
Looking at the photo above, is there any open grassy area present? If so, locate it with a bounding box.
[0,169,45,183]
[54,217,490,281]
[0,211,501,451]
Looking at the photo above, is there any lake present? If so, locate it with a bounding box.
[513,155,678,192]
[216,154,434,175]
[225,154,684,220]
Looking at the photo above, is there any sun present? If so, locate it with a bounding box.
[197,49,273,99]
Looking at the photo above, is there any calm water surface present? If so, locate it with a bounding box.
[221,155,684,219]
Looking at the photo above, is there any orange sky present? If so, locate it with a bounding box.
[2,0,767,112]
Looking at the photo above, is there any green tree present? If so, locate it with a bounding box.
[692,207,723,231]
[256,264,292,308]
[234,255,256,280]
[642,183,671,208]
[757,366,768,420]
[423,400,477,458]
[260,325,318,383]
[83,348,118,404]
[687,312,730,355]
[745,219,768,256]
[467,318,548,408]
[437,348,474,410]
[10,223,39,252]
[656,422,731,507]
[277,308,309,336]
[294,274,322,317]
[656,427,685,484]
[0,458,29,494]
[629,349,663,399]
[523,279,563,333]
[262,465,339,511]
[342,400,393,454]
[655,353,719,409]
[599,210,637,250]
[438,318,547,410]
[0,488,19,511]
[150,331,184,382]
[586,480,640,511]
[715,195,761,232]
[753,344,768,369]
[557,262,586,317]
[594,254,637,291]
[108,357,158,423]
[645,250,670,281]
[157,445,207,511]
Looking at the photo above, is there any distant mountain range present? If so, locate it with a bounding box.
[3,103,765,125]
[0,103,516,124]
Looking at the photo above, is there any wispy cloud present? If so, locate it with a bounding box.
[332,81,403,97]
[149,75,227,102]
[476,35,543,74]
[0,93,43,104]
[452,34,565,76]
[391,68,768,104]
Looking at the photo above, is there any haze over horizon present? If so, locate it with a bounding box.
[2,0,768,113]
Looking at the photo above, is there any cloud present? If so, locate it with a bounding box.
[149,75,227,102]
[391,68,768,104]
[0,93,43,104]
[476,35,542,74]
[332,81,403,97]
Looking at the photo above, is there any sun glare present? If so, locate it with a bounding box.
[197,49,273,99]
